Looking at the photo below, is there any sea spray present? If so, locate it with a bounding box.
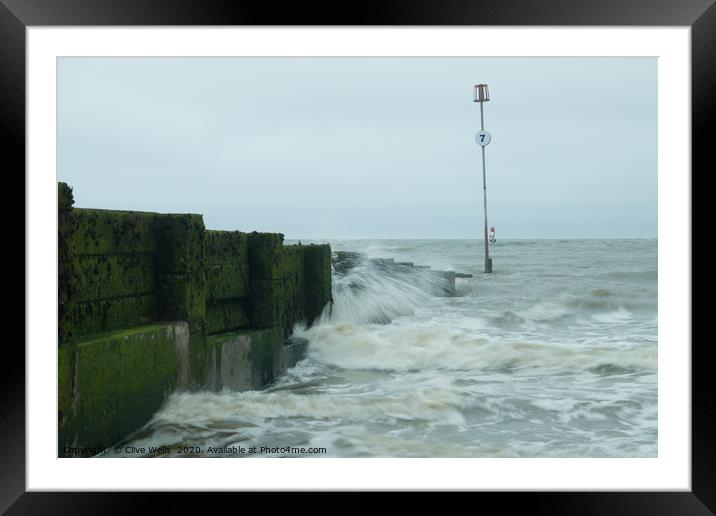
[320,255,447,325]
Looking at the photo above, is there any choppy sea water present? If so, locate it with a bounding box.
[117,239,657,458]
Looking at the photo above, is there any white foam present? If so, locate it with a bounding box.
[149,386,466,428]
[297,321,657,375]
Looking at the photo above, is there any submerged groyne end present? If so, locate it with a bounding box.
[332,250,470,297]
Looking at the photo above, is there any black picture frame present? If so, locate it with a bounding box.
[5,0,711,512]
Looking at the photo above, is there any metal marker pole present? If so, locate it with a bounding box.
[480,102,492,273]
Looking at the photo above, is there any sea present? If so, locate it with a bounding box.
[116,239,658,458]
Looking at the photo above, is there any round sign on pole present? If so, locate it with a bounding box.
[475,130,491,146]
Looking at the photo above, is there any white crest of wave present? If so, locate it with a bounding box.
[297,322,656,374]
[515,290,635,322]
[149,385,466,428]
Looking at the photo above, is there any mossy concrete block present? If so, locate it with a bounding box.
[58,345,75,446]
[154,215,206,335]
[59,185,79,346]
[58,347,78,453]
[69,209,160,255]
[279,268,306,336]
[250,278,283,329]
[206,230,248,265]
[248,242,331,335]
[249,327,284,387]
[247,232,284,279]
[281,245,305,273]
[72,253,155,303]
[206,327,284,391]
[70,294,156,337]
[205,263,249,301]
[206,298,250,334]
[58,182,74,212]
[157,273,206,334]
[304,244,333,326]
[58,323,188,456]
[155,214,205,274]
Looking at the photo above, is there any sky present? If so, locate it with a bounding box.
[58,57,657,239]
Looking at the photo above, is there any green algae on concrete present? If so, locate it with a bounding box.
[68,294,157,336]
[279,246,307,337]
[58,181,74,212]
[249,243,332,334]
[157,274,206,334]
[249,327,284,387]
[58,183,79,346]
[304,244,333,326]
[204,230,251,336]
[206,298,251,335]
[155,213,205,274]
[155,214,207,335]
[281,245,305,272]
[247,232,284,279]
[58,345,75,448]
[72,253,156,303]
[60,202,161,343]
[250,278,284,329]
[205,230,248,264]
[59,322,188,457]
[205,263,249,301]
[69,208,160,256]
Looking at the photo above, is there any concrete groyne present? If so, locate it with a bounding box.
[57,183,332,456]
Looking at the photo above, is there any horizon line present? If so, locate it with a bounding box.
[284,236,658,241]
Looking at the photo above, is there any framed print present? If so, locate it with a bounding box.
[6,0,712,512]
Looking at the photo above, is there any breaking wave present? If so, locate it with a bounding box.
[298,322,656,375]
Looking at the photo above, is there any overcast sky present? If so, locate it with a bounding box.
[58,57,656,239]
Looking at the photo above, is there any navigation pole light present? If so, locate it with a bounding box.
[473,84,490,103]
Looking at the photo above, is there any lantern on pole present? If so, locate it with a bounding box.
[473,83,490,103]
